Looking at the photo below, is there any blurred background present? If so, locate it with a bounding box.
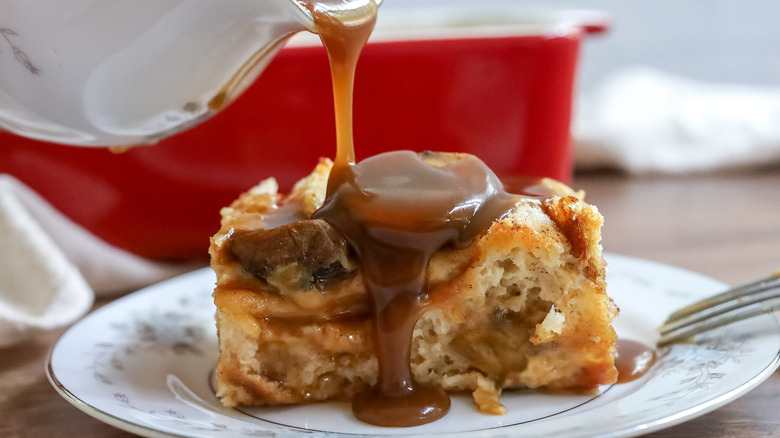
[391,0,780,89]
[390,0,780,174]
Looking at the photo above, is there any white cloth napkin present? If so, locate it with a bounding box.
[574,66,780,174]
[0,174,198,348]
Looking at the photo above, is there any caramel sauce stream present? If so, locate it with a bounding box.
[300,0,642,427]
[307,1,453,427]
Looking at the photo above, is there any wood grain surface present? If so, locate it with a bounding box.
[2,170,778,437]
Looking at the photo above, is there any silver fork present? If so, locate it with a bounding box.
[657,271,780,346]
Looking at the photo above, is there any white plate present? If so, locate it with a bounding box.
[48,254,780,437]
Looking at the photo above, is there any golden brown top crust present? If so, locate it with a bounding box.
[210,157,604,294]
[540,196,605,283]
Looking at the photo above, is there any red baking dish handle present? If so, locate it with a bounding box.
[564,10,611,35]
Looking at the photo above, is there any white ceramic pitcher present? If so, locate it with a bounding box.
[0,0,379,146]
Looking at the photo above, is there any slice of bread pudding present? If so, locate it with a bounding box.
[209,156,617,415]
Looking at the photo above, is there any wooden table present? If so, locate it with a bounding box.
[2,170,779,437]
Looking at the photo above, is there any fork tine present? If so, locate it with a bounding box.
[657,297,780,346]
[657,271,780,346]
[659,273,780,336]
[663,271,780,325]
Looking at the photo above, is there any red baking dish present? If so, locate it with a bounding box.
[0,7,606,262]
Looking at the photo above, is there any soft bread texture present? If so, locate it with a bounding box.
[210,158,618,414]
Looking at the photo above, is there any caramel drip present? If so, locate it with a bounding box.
[615,339,656,383]
[315,151,522,426]
[307,0,453,426]
[303,0,558,428]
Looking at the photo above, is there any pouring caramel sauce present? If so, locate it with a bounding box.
[315,150,524,426]
[304,0,512,426]
[295,0,653,427]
